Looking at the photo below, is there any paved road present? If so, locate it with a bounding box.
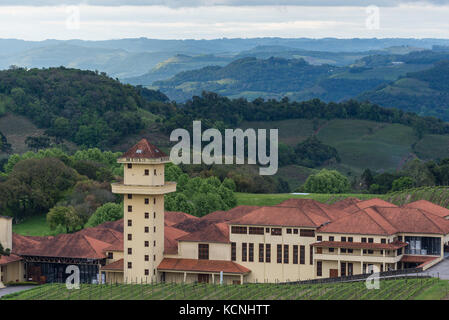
[423,258,449,279]
[0,285,36,298]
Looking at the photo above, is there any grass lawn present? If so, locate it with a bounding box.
[2,277,446,300]
[236,192,381,206]
[12,214,52,236]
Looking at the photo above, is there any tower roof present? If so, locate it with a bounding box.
[120,138,168,160]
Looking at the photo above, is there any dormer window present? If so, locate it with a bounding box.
[136,149,143,154]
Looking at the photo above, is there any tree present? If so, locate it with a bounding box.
[25,136,51,151]
[86,202,123,228]
[302,169,351,194]
[361,168,374,189]
[391,176,415,192]
[47,206,81,233]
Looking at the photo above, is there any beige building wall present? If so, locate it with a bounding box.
[177,241,231,261]
[0,261,24,284]
[0,216,12,251]
[124,163,165,186]
[229,225,316,282]
[163,271,242,285]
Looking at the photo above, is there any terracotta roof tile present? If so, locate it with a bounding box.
[157,258,250,274]
[0,253,22,265]
[329,197,362,210]
[165,211,199,226]
[165,225,189,255]
[120,139,167,160]
[177,222,229,243]
[202,206,259,222]
[276,199,352,222]
[343,198,397,214]
[102,258,124,271]
[404,200,449,219]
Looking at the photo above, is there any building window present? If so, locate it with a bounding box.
[368,238,374,243]
[242,243,248,262]
[144,241,149,247]
[145,226,149,233]
[145,255,149,261]
[128,206,132,212]
[145,212,149,219]
[145,198,149,204]
[248,227,264,235]
[317,261,322,277]
[300,245,305,265]
[231,242,236,261]
[397,248,403,256]
[317,247,323,254]
[154,212,156,219]
[154,241,156,247]
[329,236,334,241]
[348,237,353,242]
[144,169,149,176]
[317,236,322,241]
[265,228,270,233]
[293,245,298,264]
[249,243,254,262]
[231,226,247,234]
[361,237,367,243]
[368,250,374,254]
[107,252,113,259]
[154,255,156,261]
[348,263,353,276]
[300,229,315,237]
[310,245,313,265]
[381,238,386,244]
[348,249,353,253]
[271,228,282,236]
[145,269,149,276]
[283,244,289,263]
[128,248,132,255]
[287,228,292,234]
[127,234,132,241]
[341,248,347,253]
[127,194,132,199]
[341,237,347,242]
[154,198,156,204]
[276,244,282,263]
[341,262,346,276]
[154,169,157,176]
[266,244,271,263]
[127,220,132,227]
[294,229,298,234]
[127,163,132,169]
[128,262,132,269]
[259,244,264,263]
[198,244,209,260]
[329,248,334,253]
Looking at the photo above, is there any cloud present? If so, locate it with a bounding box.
[2,0,449,8]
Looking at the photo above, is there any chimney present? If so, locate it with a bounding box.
[0,216,12,252]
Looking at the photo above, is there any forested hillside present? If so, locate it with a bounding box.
[0,67,168,148]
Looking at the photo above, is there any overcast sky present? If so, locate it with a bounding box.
[1,1,449,40]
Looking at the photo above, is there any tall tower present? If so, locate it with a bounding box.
[112,139,176,283]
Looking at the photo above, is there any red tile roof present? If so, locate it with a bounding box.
[172,218,216,233]
[104,240,124,252]
[404,200,449,219]
[202,206,259,222]
[157,258,250,274]
[230,205,329,228]
[0,253,22,266]
[276,199,352,222]
[177,222,229,243]
[120,138,167,160]
[102,259,124,271]
[342,198,397,214]
[165,225,189,255]
[400,255,439,268]
[165,211,199,227]
[311,240,408,250]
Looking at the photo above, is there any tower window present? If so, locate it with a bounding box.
[127,194,132,199]
[145,198,149,204]
[154,169,157,176]
[154,226,156,233]
[144,269,149,276]
[144,169,149,176]
[153,255,156,261]
[154,240,156,247]
[128,262,132,269]
[144,241,149,247]
[128,206,132,212]
[127,164,132,169]
[127,220,132,227]
[127,234,132,241]
[145,255,149,261]
[145,226,149,233]
[145,212,149,219]
[154,198,156,204]
[153,212,156,219]
[128,248,132,255]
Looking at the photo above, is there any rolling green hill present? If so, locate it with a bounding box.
[358,60,449,120]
